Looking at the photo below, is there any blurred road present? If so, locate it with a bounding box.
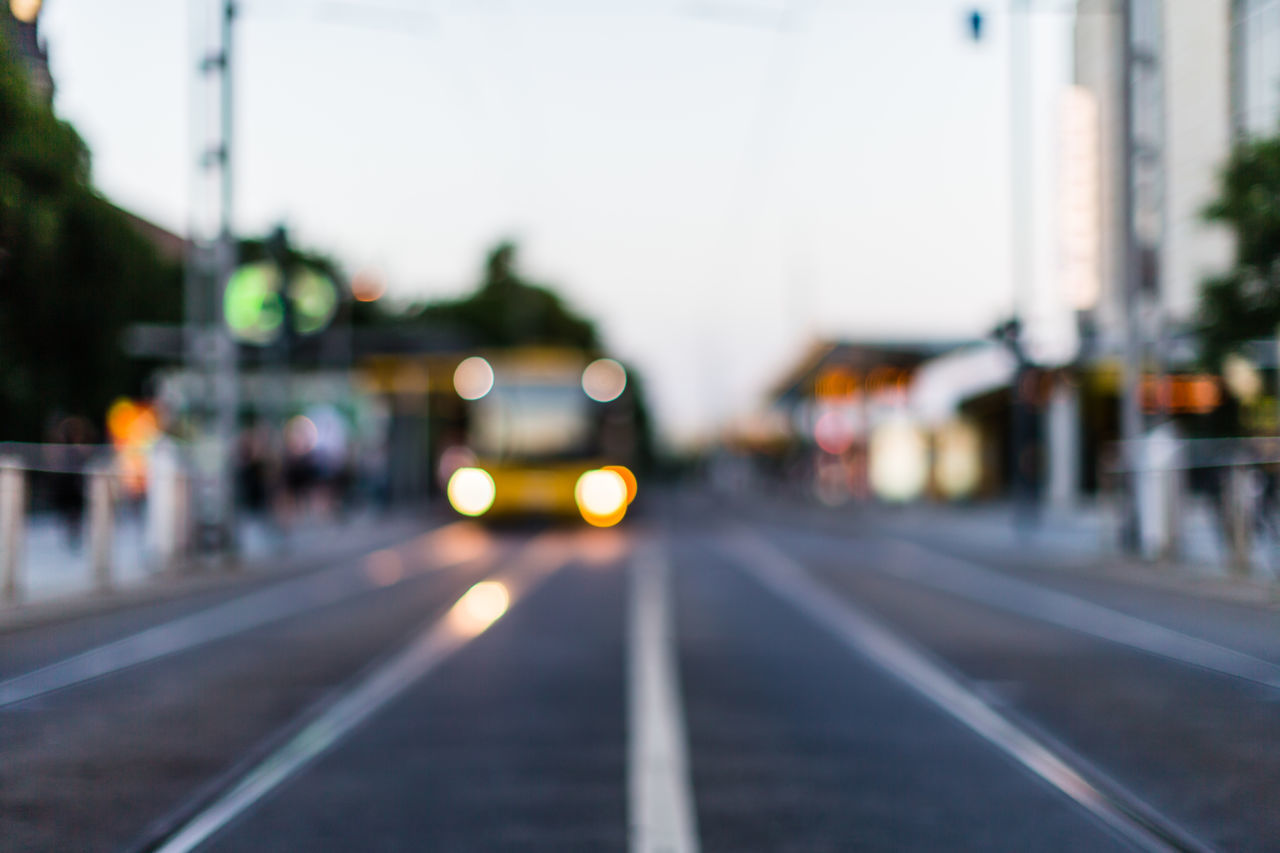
[3,491,1280,851]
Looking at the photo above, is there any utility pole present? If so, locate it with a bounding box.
[265,223,296,434]
[1118,0,1152,553]
[186,0,240,557]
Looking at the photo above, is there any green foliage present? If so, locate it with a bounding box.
[1198,136,1280,369]
[0,32,181,440]
[418,241,600,350]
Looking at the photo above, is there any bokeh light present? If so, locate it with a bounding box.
[582,358,627,403]
[285,415,319,455]
[449,581,510,636]
[224,261,284,344]
[287,267,339,335]
[813,410,855,455]
[575,468,628,527]
[447,467,496,517]
[869,420,928,502]
[10,0,41,24]
[350,270,386,302]
[934,419,982,500]
[454,357,495,401]
[602,464,638,505]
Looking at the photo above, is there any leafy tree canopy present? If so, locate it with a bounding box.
[414,241,600,350]
[0,32,181,440]
[1198,136,1280,369]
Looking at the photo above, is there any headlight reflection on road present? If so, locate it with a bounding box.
[421,521,492,565]
[448,581,511,637]
[578,527,628,567]
[364,549,404,587]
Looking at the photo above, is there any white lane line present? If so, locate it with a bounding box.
[0,523,488,710]
[629,541,700,853]
[874,538,1280,692]
[721,530,1209,853]
[153,533,572,853]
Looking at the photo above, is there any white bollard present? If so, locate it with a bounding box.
[1226,464,1255,576]
[146,440,179,572]
[1137,424,1180,561]
[88,467,114,591]
[0,459,25,604]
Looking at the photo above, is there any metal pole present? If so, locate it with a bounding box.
[1008,0,1037,521]
[1118,0,1145,552]
[1009,0,1033,324]
[195,0,240,557]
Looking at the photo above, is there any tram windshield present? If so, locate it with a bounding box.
[470,382,592,461]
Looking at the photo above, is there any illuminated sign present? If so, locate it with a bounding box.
[1140,375,1222,414]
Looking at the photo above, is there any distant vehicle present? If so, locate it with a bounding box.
[444,348,637,526]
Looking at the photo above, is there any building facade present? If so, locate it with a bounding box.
[1232,0,1280,138]
[1072,0,1233,344]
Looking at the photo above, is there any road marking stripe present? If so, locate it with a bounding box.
[722,529,1210,853]
[629,541,700,853]
[151,533,571,853]
[876,538,1280,691]
[0,522,490,710]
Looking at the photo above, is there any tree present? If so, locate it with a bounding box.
[1197,135,1280,370]
[417,241,600,350]
[0,31,181,440]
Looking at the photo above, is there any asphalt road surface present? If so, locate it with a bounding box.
[4,491,1279,851]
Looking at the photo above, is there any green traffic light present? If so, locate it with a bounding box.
[224,260,338,344]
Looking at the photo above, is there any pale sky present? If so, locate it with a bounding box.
[37,0,1071,443]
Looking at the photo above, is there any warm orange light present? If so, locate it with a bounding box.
[1140,374,1222,415]
[815,368,859,400]
[106,398,160,449]
[117,451,148,497]
[10,0,41,24]
[575,469,628,527]
[602,465,637,505]
[350,270,386,302]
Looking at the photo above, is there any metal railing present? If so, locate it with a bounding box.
[1105,433,1280,577]
[0,442,192,605]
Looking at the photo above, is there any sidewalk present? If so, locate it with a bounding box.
[2,507,434,626]
[723,487,1280,607]
[860,499,1280,606]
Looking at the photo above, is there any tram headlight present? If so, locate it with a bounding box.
[602,465,637,505]
[448,467,496,517]
[575,468,628,527]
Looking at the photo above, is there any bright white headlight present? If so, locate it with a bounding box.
[575,468,628,520]
[448,467,496,516]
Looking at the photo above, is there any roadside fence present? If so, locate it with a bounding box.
[0,441,190,605]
